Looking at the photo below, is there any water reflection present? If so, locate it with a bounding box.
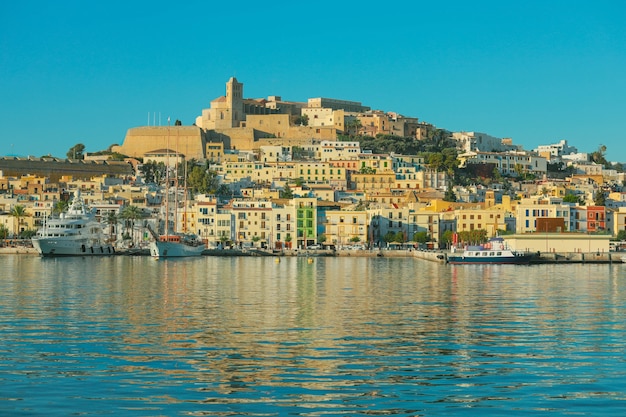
[1,256,626,415]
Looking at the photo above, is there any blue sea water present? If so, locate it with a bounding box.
[1,255,626,416]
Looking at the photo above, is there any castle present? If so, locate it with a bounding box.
[111,77,428,162]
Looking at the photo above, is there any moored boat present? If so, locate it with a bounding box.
[148,230,205,258]
[447,237,533,265]
[31,190,115,257]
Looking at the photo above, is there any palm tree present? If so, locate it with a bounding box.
[119,205,142,243]
[106,211,118,242]
[9,205,28,238]
[52,200,69,215]
[346,117,362,137]
[0,224,9,241]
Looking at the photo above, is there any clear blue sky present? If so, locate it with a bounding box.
[2,1,625,162]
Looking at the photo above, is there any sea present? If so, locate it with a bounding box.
[1,255,626,416]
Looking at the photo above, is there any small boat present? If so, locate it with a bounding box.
[31,190,115,257]
[447,237,533,265]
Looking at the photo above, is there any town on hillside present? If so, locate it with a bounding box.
[1,77,625,253]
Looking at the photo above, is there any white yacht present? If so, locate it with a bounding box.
[32,190,115,257]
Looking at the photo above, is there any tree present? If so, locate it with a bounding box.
[383,231,396,244]
[140,161,166,184]
[119,205,142,241]
[294,114,309,126]
[350,236,361,243]
[441,230,454,249]
[281,184,294,199]
[52,200,69,215]
[67,143,86,160]
[393,231,405,243]
[0,224,9,240]
[590,145,609,168]
[346,118,362,137]
[594,191,606,207]
[444,187,457,202]
[251,236,261,247]
[412,231,429,244]
[426,152,445,171]
[10,205,28,237]
[106,211,118,242]
[563,193,584,205]
[187,165,218,194]
[216,184,231,199]
[616,230,626,241]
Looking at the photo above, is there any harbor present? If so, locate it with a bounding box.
[3,241,624,265]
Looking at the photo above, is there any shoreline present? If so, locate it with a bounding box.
[2,246,624,264]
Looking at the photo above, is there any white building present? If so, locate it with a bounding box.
[534,139,579,159]
[315,140,361,161]
[452,131,519,153]
[459,150,547,178]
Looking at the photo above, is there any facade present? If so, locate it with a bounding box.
[294,198,318,249]
[534,139,578,159]
[452,131,519,153]
[315,141,361,161]
[324,210,369,248]
[459,150,548,178]
[455,208,509,238]
[505,233,610,254]
[307,97,370,113]
[515,197,573,233]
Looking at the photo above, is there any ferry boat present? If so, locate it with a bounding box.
[31,190,115,257]
[447,237,533,265]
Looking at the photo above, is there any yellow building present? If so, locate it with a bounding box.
[352,171,396,193]
[324,210,368,248]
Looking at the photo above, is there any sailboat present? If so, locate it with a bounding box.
[149,120,205,259]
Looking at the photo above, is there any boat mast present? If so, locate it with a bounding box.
[174,127,179,234]
[165,118,170,240]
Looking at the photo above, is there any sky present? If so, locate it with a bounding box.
[2,1,625,162]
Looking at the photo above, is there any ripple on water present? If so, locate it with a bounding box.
[1,257,626,416]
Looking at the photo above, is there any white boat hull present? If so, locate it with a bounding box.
[32,237,115,257]
[149,240,205,258]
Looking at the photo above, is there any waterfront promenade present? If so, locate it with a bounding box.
[3,243,624,264]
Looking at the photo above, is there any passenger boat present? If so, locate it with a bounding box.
[447,237,533,265]
[31,190,115,257]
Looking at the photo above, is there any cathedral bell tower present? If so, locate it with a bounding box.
[226,77,243,128]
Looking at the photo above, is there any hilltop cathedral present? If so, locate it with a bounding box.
[112,77,355,162]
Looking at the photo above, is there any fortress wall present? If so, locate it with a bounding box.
[112,126,205,159]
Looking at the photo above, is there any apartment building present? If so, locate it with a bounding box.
[515,197,573,233]
[459,150,548,178]
[315,141,361,161]
[231,199,273,247]
[324,210,368,248]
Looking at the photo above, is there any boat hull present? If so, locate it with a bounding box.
[149,240,205,258]
[32,238,115,257]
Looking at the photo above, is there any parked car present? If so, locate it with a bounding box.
[306,244,321,250]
